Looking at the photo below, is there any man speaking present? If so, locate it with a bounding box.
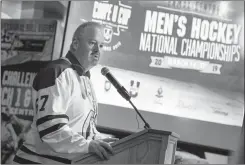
[13,21,118,164]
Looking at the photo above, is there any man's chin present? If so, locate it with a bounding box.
[91,61,99,66]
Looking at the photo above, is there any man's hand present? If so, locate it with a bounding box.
[14,141,18,150]
[88,140,115,160]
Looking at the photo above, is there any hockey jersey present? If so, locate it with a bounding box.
[13,52,103,164]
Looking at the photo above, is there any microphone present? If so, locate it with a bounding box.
[101,67,151,129]
[101,67,131,101]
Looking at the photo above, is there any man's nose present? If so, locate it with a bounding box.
[93,44,100,53]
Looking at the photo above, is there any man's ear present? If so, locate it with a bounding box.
[71,38,79,51]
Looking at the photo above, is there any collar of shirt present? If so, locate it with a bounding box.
[65,51,91,78]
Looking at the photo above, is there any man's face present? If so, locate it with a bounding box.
[75,26,105,69]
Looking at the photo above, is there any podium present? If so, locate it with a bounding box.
[73,129,179,164]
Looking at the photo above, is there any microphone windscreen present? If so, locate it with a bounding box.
[101,67,109,76]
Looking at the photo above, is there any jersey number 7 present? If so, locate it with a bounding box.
[35,95,49,112]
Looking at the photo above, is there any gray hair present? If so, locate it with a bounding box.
[72,21,104,40]
[69,21,104,51]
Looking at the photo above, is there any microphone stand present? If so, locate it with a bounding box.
[119,86,151,129]
[128,99,151,129]
[102,69,151,129]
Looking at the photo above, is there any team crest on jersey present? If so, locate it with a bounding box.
[82,110,96,139]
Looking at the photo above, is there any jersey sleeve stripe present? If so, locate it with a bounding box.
[36,114,69,126]
[19,145,71,164]
[37,118,69,132]
[13,155,41,164]
[39,123,66,138]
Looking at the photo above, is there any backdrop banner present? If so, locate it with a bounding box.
[1,19,56,164]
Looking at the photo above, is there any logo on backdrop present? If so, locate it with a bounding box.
[155,87,163,98]
[129,80,140,98]
[154,87,164,105]
[92,1,132,51]
[104,80,111,92]
[211,106,229,116]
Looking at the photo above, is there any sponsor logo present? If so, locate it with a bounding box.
[154,87,164,105]
[104,80,111,92]
[176,99,197,111]
[156,87,163,98]
[129,80,140,98]
[211,106,228,116]
[92,1,132,51]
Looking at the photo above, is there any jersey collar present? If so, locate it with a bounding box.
[65,51,90,78]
